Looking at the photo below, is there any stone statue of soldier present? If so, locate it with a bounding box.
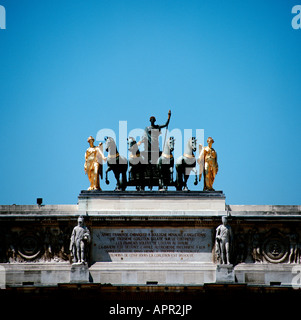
[70,216,91,264]
[215,216,233,264]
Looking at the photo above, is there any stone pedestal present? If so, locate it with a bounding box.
[70,264,89,283]
[0,265,6,289]
[1,263,71,286]
[234,263,298,286]
[78,190,226,213]
[78,191,227,285]
[216,265,235,283]
[90,262,216,285]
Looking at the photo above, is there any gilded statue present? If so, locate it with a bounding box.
[84,136,106,190]
[198,137,218,191]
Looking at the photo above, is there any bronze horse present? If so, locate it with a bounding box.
[157,136,175,191]
[175,137,198,191]
[104,136,128,191]
[127,137,146,191]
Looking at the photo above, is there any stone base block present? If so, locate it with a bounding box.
[70,264,89,283]
[78,190,226,213]
[216,265,235,283]
[234,263,298,286]
[89,262,216,285]
[1,263,71,286]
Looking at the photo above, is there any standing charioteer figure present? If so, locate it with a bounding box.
[138,110,171,164]
[136,110,171,190]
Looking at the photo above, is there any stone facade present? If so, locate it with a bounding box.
[0,192,300,288]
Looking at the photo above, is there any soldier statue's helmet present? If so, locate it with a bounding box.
[87,136,94,142]
[207,137,214,143]
[149,116,156,122]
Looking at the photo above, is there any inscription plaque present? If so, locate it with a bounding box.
[92,228,213,262]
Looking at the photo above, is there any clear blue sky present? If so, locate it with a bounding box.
[0,0,300,205]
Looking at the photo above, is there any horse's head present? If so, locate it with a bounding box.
[104,136,116,152]
[127,137,137,152]
[167,136,175,152]
[190,137,197,152]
